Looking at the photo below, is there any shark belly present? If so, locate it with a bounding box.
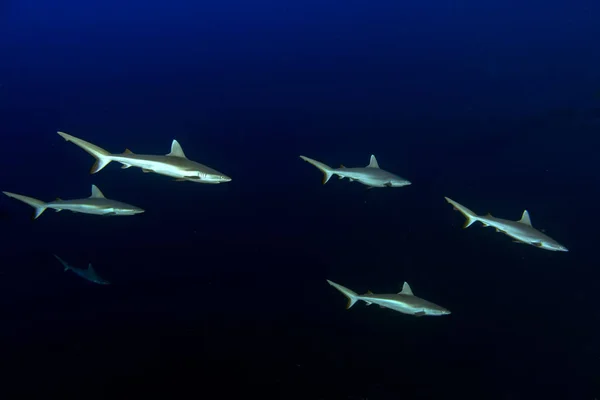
[336,170,383,187]
[48,203,109,215]
[112,156,193,179]
[369,298,419,315]
[481,218,537,244]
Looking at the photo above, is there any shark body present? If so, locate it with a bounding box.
[444,197,568,252]
[57,131,231,183]
[300,155,411,188]
[3,185,144,219]
[53,255,110,285]
[326,280,450,317]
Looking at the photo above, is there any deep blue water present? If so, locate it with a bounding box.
[1,1,600,398]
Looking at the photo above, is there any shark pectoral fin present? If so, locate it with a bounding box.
[121,164,132,169]
[338,175,344,179]
[414,311,426,317]
[142,169,152,173]
[55,209,62,212]
[365,301,373,306]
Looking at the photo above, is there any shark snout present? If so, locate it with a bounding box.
[123,207,145,215]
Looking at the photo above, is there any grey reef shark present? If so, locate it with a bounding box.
[444,197,568,252]
[57,131,231,183]
[3,184,144,219]
[299,154,411,188]
[54,255,110,285]
[326,279,450,317]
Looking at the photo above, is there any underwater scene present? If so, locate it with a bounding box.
[1,1,600,399]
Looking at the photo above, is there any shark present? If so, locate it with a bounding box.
[326,279,450,317]
[57,131,231,183]
[444,197,568,252]
[299,154,411,188]
[3,184,145,219]
[53,255,110,285]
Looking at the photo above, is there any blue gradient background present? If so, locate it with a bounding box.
[1,1,600,398]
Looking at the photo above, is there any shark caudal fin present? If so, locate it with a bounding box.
[444,197,479,228]
[326,279,360,309]
[299,156,335,184]
[57,131,113,174]
[3,191,48,219]
[53,254,70,271]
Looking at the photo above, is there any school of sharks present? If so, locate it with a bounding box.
[2,130,568,318]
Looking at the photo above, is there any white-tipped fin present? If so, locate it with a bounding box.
[400,282,414,296]
[444,197,479,229]
[300,155,335,184]
[519,210,532,226]
[326,279,359,309]
[90,185,105,198]
[367,155,379,168]
[3,191,48,219]
[167,140,187,158]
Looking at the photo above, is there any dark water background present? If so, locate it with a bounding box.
[1,1,600,398]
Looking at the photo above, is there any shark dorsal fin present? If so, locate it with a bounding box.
[55,197,62,201]
[519,210,532,226]
[123,148,134,155]
[367,155,379,168]
[400,282,413,296]
[366,290,373,295]
[87,263,99,275]
[340,164,345,168]
[90,185,105,198]
[167,140,187,158]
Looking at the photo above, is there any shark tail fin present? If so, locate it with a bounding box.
[444,197,479,228]
[53,254,70,271]
[299,155,334,184]
[57,131,113,174]
[326,279,359,309]
[3,191,48,219]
